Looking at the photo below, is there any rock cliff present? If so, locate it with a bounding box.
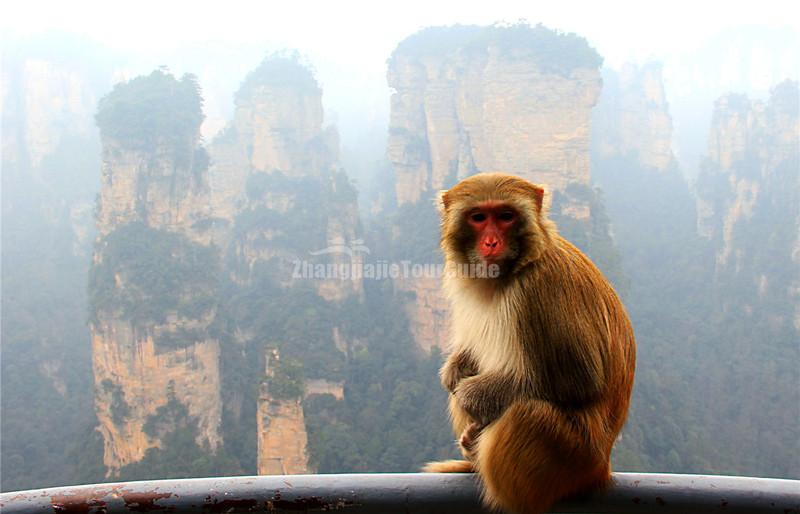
[2,54,102,255]
[696,80,799,328]
[92,320,221,469]
[89,71,222,473]
[256,350,310,475]
[95,140,213,242]
[592,62,675,171]
[394,276,450,354]
[208,58,328,222]
[88,58,365,477]
[207,56,364,475]
[387,25,602,210]
[209,56,362,301]
[386,25,609,352]
[254,356,346,475]
[257,398,310,475]
[2,58,97,170]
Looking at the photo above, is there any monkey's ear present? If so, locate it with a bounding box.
[531,185,545,214]
[436,190,449,215]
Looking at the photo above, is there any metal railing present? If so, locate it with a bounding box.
[1,473,798,514]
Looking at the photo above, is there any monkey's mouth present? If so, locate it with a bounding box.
[482,249,517,266]
[481,251,503,263]
[478,254,502,267]
[465,250,509,277]
[480,247,510,263]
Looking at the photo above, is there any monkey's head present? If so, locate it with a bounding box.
[438,172,555,277]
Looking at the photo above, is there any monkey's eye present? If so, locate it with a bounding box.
[498,211,515,222]
[470,212,487,223]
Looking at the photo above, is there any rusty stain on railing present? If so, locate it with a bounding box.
[1,473,799,514]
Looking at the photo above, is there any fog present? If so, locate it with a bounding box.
[2,0,799,492]
[4,0,799,180]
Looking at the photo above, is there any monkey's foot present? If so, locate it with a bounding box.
[459,422,482,460]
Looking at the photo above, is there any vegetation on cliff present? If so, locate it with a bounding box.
[118,389,240,481]
[236,171,338,254]
[594,145,798,477]
[101,379,132,425]
[236,52,320,103]
[392,23,602,75]
[95,69,204,155]
[303,283,457,472]
[89,222,219,328]
[593,156,717,470]
[388,191,442,263]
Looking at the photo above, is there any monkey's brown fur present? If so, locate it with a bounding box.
[424,173,636,514]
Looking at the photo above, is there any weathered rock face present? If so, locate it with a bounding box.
[254,351,346,475]
[696,81,800,328]
[394,276,450,354]
[208,74,327,222]
[96,140,213,243]
[592,62,675,171]
[92,240,222,474]
[209,59,363,301]
[92,319,222,469]
[388,27,602,210]
[88,61,363,476]
[255,347,351,476]
[387,26,605,352]
[257,396,310,475]
[207,57,363,476]
[2,59,96,170]
[90,71,222,474]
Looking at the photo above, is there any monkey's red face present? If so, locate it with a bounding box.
[466,202,517,262]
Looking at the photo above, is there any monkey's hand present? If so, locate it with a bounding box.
[454,372,518,426]
[440,351,479,393]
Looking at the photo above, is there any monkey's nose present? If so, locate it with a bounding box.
[484,238,499,248]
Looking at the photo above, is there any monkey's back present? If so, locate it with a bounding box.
[517,235,636,448]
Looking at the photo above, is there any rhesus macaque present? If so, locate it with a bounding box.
[424,173,636,514]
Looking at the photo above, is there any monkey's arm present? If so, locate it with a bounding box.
[440,350,479,393]
[454,371,522,426]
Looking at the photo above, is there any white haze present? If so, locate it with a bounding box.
[3,0,799,179]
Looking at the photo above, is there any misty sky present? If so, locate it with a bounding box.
[3,0,799,176]
[4,0,798,67]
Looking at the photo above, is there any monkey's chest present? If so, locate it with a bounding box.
[451,297,521,374]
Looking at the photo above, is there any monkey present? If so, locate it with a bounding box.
[423,172,636,514]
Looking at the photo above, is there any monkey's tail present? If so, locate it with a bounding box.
[422,459,475,473]
[474,399,610,514]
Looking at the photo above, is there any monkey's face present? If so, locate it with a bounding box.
[463,201,521,266]
[445,199,532,276]
[439,172,552,277]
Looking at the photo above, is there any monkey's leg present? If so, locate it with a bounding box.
[474,399,610,514]
[448,392,474,437]
[421,395,477,473]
